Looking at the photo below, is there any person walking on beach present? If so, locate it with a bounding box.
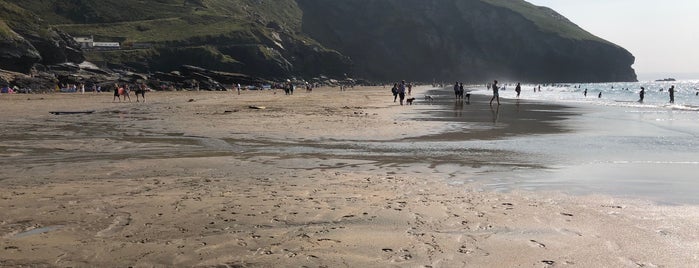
[391,83,399,102]
[453,82,460,100]
[639,87,645,103]
[459,83,465,100]
[407,82,413,96]
[489,80,500,106]
[135,83,146,102]
[123,84,132,102]
[113,83,120,102]
[398,80,407,105]
[515,82,521,98]
[669,85,675,103]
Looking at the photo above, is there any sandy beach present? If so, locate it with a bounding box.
[1,87,698,267]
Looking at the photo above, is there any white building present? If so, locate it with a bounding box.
[92,42,121,49]
[73,36,94,48]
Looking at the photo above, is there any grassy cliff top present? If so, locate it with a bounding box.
[9,0,608,45]
[481,0,608,43]
[0,0,51,38]
[9,0,302,44]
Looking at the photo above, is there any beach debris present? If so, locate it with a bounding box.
[248,106,266,110]
[11,225,64,239]
[382,248,393,252]
[187,99,195,102]
[529,239,546,248]
[560,212,574,217]
[49,110,95,115]
[542,260,556,265]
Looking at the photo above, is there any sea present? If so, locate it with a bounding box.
[462,80,699,205]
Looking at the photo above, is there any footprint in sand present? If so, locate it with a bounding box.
[96,213,131,237]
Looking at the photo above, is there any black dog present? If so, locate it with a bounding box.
[406,97,416,105]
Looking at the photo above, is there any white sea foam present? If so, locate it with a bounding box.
[472,80,699,111]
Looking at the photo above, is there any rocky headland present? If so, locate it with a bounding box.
[0,0,637,92]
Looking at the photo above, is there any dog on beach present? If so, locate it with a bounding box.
[424,95,434,104]
[406,97,416,105]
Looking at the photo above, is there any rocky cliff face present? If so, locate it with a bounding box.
[1,0,636,83]
[296,0,636,82]
[0,0,84,73]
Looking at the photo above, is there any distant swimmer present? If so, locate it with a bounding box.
[598,92,602,98]
[490,80,500,106]
[584,88,587,97]
[639,87,645,103]
[669,85,675,103]
[515,82,521,98]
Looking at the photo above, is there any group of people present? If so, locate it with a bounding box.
[452,82,467,100]
[390,80,411,105]
[113,83,147,102]
[639,85,676,103]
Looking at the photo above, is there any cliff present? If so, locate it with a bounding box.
[0,0,84,73]
[297,0,636,82]
[1,0,636,83]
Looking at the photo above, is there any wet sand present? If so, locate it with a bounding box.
[1,87,698,267]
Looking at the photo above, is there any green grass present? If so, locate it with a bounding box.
[480,0,607,42]
[56,16,253,43]
[0,20,17,39]
[0,0,51,38]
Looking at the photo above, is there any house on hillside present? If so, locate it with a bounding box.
[73,36,121,50]
[74,36,94,49]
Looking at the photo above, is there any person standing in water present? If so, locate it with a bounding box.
[515,82,521,98]
[584,88,587,97]
[598,92,602,98]
[489,80,500,106]
[669,85,675,103]
[453,82,460,100]
[639,87,645,103]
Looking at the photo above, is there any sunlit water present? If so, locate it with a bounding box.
[482,80,699,110]
[466,81,699,204]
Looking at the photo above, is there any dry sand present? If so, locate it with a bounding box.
[1,87,698,267]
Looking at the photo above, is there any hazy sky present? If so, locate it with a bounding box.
[526,0,699,79]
